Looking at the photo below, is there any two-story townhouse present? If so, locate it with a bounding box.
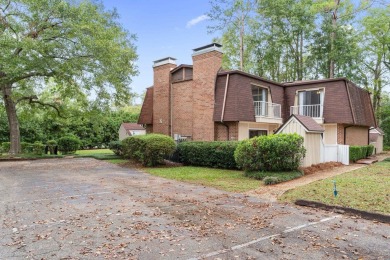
[138,43,376,149]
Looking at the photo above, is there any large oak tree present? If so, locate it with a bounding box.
[0,0,138,154]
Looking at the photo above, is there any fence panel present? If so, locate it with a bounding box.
[337,144,349,165]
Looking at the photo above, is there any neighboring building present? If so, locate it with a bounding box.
[118,123,146,141]
[370,127,385,154]
[138,43,377,151]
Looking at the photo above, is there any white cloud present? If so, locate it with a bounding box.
[186,15,209,28]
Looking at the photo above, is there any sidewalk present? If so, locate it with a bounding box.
[246,152,389,202]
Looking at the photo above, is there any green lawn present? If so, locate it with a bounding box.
[144,166,261,192]
[75,149,121,160]
[280,159,390,214]
[75,149,113,155]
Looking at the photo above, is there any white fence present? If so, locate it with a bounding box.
[320,141,349,165]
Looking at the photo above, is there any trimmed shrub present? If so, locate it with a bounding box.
[366,145,374,157]
[21,142,33,154]
[122,134,175,166]
[1,142,10,153]
[46,140,57,154]
[349,145,374,162]
[176,141,239,169]
[234,133,306,172]
[108,141,123,156]
[32,141,45,155]
[58,136,81,154]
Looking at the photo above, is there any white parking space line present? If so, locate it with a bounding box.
[189,215,341,260]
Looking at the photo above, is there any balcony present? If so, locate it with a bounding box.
[253,101,283,124]
[290,104,324,123]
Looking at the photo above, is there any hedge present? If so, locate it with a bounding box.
[176,141,239,169]
[349,145,374,162]
[234,133,306,172]
[122,134,175,166]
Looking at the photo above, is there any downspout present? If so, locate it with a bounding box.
[220,74,230,140]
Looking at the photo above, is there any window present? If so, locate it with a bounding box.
[249,130,268,138]
[298,89,324,117]
[252,85,268,102]
[252,86,268,116]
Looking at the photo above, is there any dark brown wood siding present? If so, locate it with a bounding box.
[213,72,284,122]
[284,81,355,124]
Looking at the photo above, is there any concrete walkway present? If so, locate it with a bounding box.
[246,152,390,202]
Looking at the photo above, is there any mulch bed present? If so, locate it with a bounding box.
[301,162,343,175]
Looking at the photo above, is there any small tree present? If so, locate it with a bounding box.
[58,136,81,155]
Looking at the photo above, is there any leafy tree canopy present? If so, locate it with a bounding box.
[0,0,138,154]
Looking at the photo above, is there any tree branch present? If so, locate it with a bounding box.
[10,70,56,84]
[16,95,65,118]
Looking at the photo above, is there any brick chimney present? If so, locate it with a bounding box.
[192,43,223,141]
[152,57,177,135]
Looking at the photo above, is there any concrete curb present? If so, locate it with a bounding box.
[295,199,390,224]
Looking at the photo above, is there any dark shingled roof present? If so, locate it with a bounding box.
[137,87,154,125]
[292,114,325,132]
[121,123,145,131]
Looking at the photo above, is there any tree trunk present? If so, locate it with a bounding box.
[329,0,340,79]
[1,84,21,154]
[239,17,244,71]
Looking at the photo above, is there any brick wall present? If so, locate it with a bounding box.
[192,51,222,141]
[337,124,345,144]
[145,124,153,134]
[172,80,193,137]
[345,126,369,146]
[153,63,176,136]
[215,122,238,141]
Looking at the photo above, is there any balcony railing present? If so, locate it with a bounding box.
[290,104,323,118]
[254,101,281,118]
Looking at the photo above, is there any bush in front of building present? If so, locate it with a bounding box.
[234,133,306,172]
[122,134,176,166]
[349,145,374,162]
[176,141,239,169]
[58,135,81,154]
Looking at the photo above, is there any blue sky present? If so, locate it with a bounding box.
[101,1,219,100]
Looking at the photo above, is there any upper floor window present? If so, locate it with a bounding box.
[252,85,268,102]
[298,89,323,106]
[297,89,324,118]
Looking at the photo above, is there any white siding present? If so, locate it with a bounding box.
[278,117,322,167]
[323,124,337,144]
[118,125,127,141]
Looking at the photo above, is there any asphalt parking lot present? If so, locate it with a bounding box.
[0,158,389,259]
